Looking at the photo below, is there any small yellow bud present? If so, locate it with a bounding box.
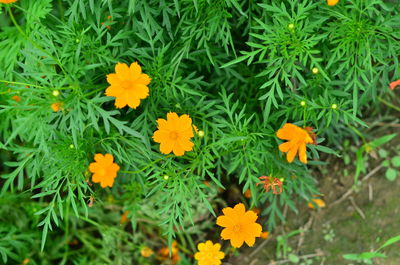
[69,144,74,149]
[52,90,60,97]
[163,175,169,180]
[198,130,205,138]
[279,178,285,182]
[300,100,306,106]
[288,23,295,29]
[331,104,338,109]
[312,67,319,74]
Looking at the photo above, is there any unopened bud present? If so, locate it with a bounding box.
[198,130,205,138]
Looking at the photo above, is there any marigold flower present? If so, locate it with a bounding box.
[51,102,62,112]
[140,246,154,257]
[308,198,326,209]
[216,203,262,248]
[260,231,269,239]
[105,62,150,109]
[250,207,260,215]
[11,95,21,102]
[120,211,129,224]
[194,240,225,265]
[153,112,194,156]
[157,241,180,264]
[89,153,120,188]
[277,123,314,163]
[0,0,18,3]
[327,0,339,6]
[244,189,252,198]
[389,79,400,90]
[257,176,283,194]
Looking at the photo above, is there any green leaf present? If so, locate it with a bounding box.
[379,235,400,250]
[391,156,400,167]
[288,253,300,263]
[385,168,397,181]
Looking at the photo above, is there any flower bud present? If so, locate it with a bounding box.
[312,67,319,74]
[52,90,60,97]
[198,130,205,138]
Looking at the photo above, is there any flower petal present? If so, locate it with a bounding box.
[286,145,298,163]
[298,143,308,163]
[159,139,174,154]
[216,216,233,228]
[115,62,131,80]
[106,73,120,85]
[153,130,170,143]
[137,73,151,85]
[133,84,149,99]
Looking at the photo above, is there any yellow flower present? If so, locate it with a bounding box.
[327,0,339,6]
[260,231,269,239]
[11,95,21,102]
[105,62,150,109]
[140,246,154,257]
[0,0,18,3]
[51,102,62,112]
[216,203,262,248]
[308,198,326,209]
[194,240,225,265]
[153,112,194,156]
[89,153,120,188]
[276,123,313,164]
[120,211,129,224]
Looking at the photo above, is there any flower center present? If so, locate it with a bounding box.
[120,80,134,90]
[98,168,106,176]
[232,224,242,233]
[169,131,179,140]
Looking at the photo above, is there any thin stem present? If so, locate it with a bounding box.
[378,96,400,112]
[121,155,174,175]
[0,79,45,89]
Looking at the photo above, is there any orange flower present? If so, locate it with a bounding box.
[120,211,129,224]
[89,153,120,188]
[153,112,194,156]
[250,208,260,215]
[389,79,400,90]
[276,123,314,164]
[327,0,339,6]
[0,0,18,3]
[140,246,154,257]
[105,62,150,109]
[260,231,269,239]
[157,241,180,264]
[258,176,283,194]
[216,203,262,248]
[308,198,326,209]
[244,189,252,198]
[11,95,21,102]
[194,240,225,265]
[51,102,62,112]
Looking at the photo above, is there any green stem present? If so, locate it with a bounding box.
[7,6,73,82]
[378,96,400,112]
[60,204,70,265]
[0,79,45,89]
[121,155,173,175]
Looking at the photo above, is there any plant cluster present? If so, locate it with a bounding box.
[0,0,399,264]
